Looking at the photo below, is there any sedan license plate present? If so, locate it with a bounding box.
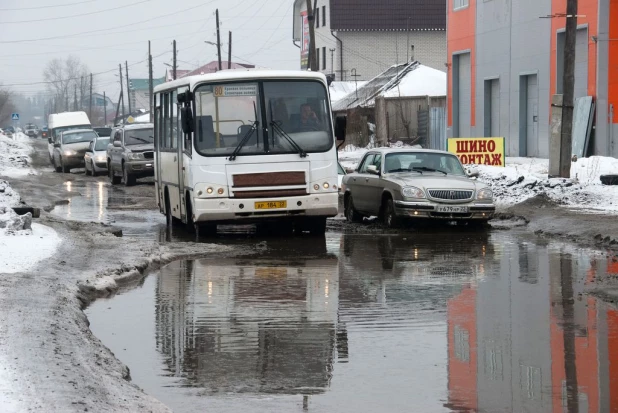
[255,200,287,210]
[436,205,468,213]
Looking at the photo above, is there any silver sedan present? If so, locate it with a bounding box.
[84,136,110,176]
[341,148,495,227]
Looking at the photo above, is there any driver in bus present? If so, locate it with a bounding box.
[294,103,321,132]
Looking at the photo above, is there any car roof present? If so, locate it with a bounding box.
[363,147,455,156]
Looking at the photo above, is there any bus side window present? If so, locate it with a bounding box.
[180,101,192,156]
[170,90,177,149]
[162,93,170,149]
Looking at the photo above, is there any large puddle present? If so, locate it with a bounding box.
[86,231,618,412]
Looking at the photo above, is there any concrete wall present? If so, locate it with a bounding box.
[473,0,552,157]
[337,31,447,81]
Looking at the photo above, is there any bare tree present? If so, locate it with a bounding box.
[0,87,15,125]
[43,55,91,112]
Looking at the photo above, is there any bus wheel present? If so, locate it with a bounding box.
[308,217,327,236]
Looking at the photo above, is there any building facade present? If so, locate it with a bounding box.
[447,0,618,157]
[293,0,447,81]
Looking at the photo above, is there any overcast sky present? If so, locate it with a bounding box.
[0,0,298,101]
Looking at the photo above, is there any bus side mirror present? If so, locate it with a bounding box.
[335,116,347,142]
[181,107,194,134]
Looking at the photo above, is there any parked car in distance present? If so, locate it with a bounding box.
[52,129,99,173]
[3,126,14,137]
[48,111,92,164]
[107,123,154,186]
[24,123,39,138]
[342,148,495,228]
[93,127,112,138]
[84,136,110,176]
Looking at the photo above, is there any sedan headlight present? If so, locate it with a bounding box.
[95,155,106,162]
[402,186,426,199]
[476,188,493,200]
[64,150,76,156]
[127,152,144,160]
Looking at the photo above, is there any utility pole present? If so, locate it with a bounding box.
[74,85,77,111]
[173,40,177,80]
[65,93,69,112]
[149,41,154,123]
[103,91,107,126]
[89,73,93,121]
[119,64,125,120]
[351,69,361,99]
[228,31,232,69]
[125,61,132,114]
[329,48,335,76]
[216,9,222,71]
[559,0,579,178]
[306,0,317,71]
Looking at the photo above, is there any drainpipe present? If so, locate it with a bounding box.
[610,104,615,156]
[331,30,343,81]
[293,40,300,48]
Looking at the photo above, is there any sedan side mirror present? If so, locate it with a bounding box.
[467,169,480,178]
[113,140,122,147]
[367,165,380,175]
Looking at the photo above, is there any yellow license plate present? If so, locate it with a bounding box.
[255,267,288,278]
[255,200,287,210]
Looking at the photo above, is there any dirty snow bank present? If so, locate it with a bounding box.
[0,180,61,273]
[475,156,618,212]
[0,132,36,177]
[0,355,22,413]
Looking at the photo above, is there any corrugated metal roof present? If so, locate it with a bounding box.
[330,0,446,31]
[332,61,421,111]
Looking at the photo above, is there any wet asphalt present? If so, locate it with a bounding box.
[14,140,618,412]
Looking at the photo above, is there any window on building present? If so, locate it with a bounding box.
[322,6,326,26]
[316,49,320,71]
[315,8,320,28]
[453,0,469,10]
[322,47,326,70]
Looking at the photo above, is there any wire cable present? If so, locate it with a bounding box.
[0,0,151,24]
[0,0,96,11]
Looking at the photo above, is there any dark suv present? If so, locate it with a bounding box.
[107,123,154,186]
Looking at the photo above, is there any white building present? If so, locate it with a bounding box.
[292,0,447,81]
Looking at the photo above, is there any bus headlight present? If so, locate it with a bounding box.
[217,188,224,195]
[206,187,214,194]
[314,184,320,190]
[323,182,330,189]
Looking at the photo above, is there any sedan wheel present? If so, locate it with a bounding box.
[345,195,363,223]
[383,198,400,229]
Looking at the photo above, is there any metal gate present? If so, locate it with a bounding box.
[417,109,429,146]
[428,107,446,150]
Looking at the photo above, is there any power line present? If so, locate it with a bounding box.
[0,0,151,24]
[0,1,214,44]
[0,0,96,11]
[244,1,293,58]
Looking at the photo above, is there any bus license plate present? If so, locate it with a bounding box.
[255,200,287,210]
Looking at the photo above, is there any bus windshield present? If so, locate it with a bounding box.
[194,80,332,157]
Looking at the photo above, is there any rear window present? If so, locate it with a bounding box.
[94,138,110,151]
[62,131,97,144]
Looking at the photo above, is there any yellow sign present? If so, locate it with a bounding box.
[255,200,287,210]
[447,137,505,167]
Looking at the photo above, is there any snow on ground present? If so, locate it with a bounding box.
[0,356,22,413]
[337,146,618,213]
[0,223,61,273]
[0,132,36,177]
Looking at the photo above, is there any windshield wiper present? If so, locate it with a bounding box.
[414,167,447,175]
[269,121,307,158]
[229,120,259,161]
[128,136,152,144]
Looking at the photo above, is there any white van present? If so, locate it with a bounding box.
[47,112,92,163]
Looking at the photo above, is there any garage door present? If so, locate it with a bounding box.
[458,53,471,138]
[557,28,588,99]
[490,79,500,136]
[526,75,539,157]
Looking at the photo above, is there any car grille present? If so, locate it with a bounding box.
[428,189,473,201]
[143,151,154,159]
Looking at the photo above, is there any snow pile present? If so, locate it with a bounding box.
[475,156,618,212]
[0,180,31,235]
[0,132,35,177]
[382,65,446,98]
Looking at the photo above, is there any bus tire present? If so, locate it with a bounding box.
[309,217,327,236]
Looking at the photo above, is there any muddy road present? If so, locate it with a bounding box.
[2,138,618,412]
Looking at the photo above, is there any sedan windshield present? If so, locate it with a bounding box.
[62,131,97,144]
[94,138,110,151]
[194,80,332,157]
[124,128,154,146]
[384,152,466,176]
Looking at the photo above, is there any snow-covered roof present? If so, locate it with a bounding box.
[329,81,367,105]
[332,61,446,112]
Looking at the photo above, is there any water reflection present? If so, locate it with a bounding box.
[445,244,618,412]
[155,238,340,395]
